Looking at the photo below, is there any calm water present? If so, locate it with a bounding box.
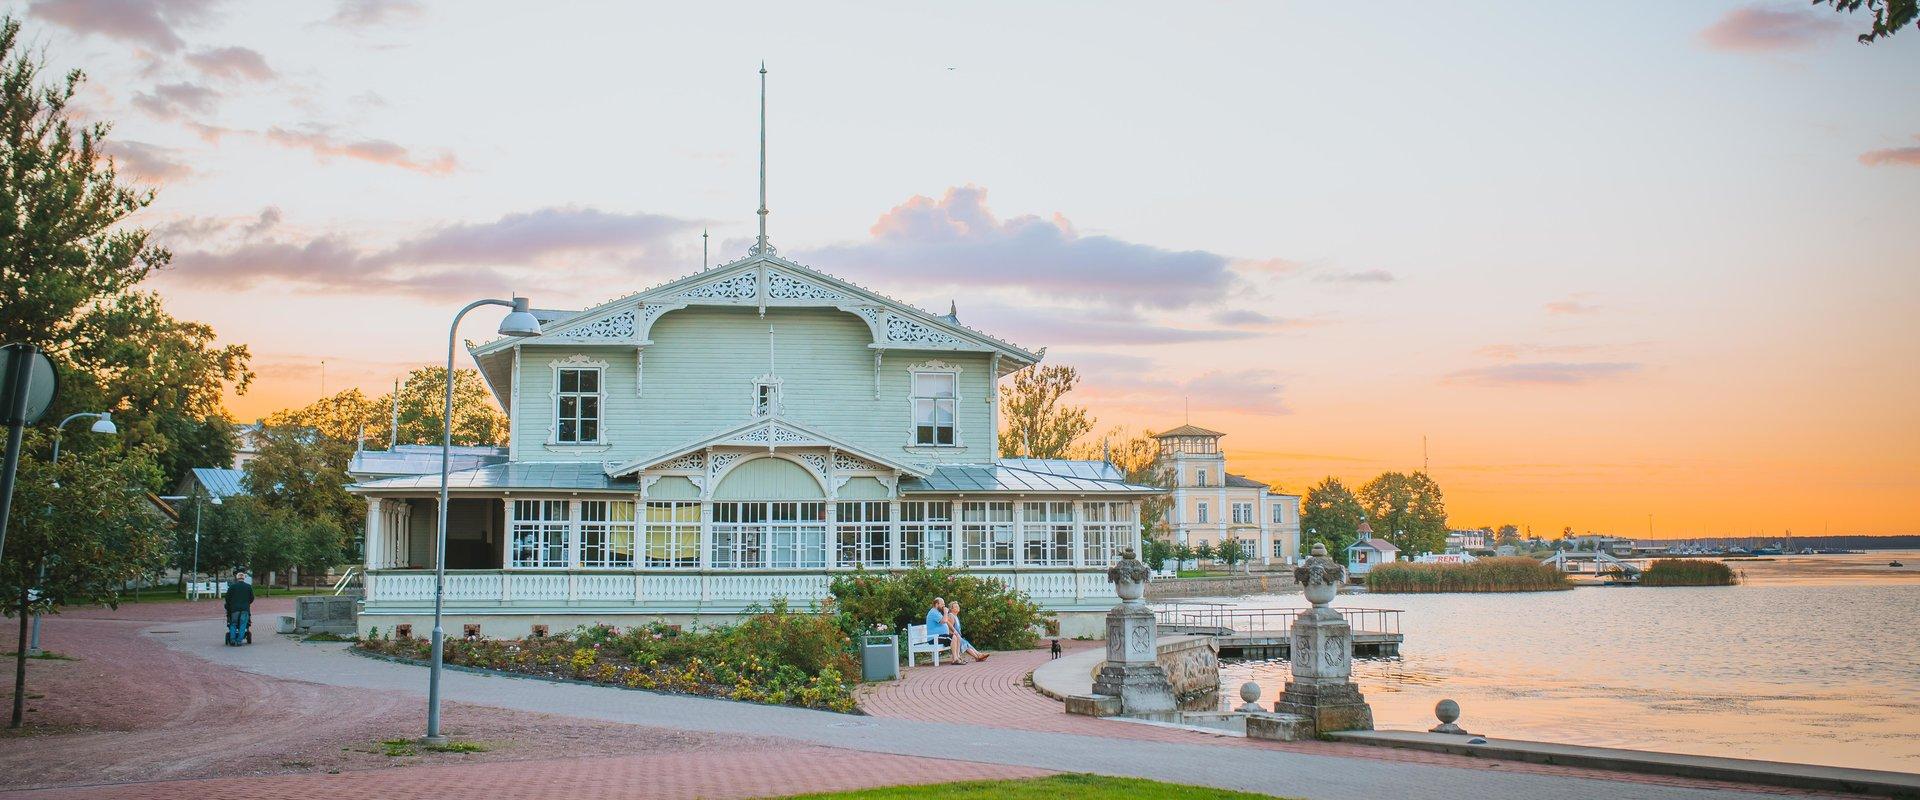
[1218,552,1920,772]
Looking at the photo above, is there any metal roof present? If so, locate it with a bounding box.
[1347,538,1400,552]
[1153,424,1226,438]
[1223,473,1267,489]
[190,467,248,499]
[347,445,509,479]
[901,459,1163,495]
[351,462,625,493]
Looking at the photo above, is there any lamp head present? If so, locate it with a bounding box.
[210,495,223,506]
[91,412,117,435]
[498,297,542,338]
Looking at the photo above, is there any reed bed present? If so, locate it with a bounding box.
[1365,557,1572,593]
[1640,559,1738,586]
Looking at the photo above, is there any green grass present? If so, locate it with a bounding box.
[769,774,1290,799]
[377,737,488,756]
[113,584,338,604]
[1174,570,1232,579]
[378,738,416,757]
[426,740,489,753]
[302,632,356,642]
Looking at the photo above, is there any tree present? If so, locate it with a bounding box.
[1301,477,1367,554]
[244,426,362,537]
[1814,0,1918,43]
[1194,541,1216,564]
[1358,471,1448,556]
[1495,524,1522,548]
[2,431,171,727]
[0,18,251,489]
[1216,538,1247,570]
[263,388,385,445]
[387,367,507,446]
[998,364,1091,458]
[1171,542,1194,571]
[1142,538,1170,571]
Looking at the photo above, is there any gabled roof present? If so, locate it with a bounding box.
[901,459,1164,495]
[1223,473,1267,489]
[1153,424,1226,438]
[603,414,930,479]
[1347,538,1399,553]
[187,467,247,500]
[350,462,621,493]
[468,251,1041,362]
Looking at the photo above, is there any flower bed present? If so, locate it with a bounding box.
[356,603,859,712]
[1365,556,1572,593]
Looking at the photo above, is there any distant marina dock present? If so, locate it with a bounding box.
[1153,601,1404,658]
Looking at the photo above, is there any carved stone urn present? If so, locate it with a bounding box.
[1293,542,1346,616]
[1107,548,1150,606]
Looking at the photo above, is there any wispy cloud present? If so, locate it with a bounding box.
[1070,359,1290,417]
[798,185,1239,309]
[130,81,220,121]
[1860,137,1920,167]
[1545,297,1601,315]
[184,46,275,81]
[958,304,1256,347]
[1230,257,1308,275]
[1474,343,1605,361]
[1698,5,1846,52]
[328,0,423,27]
[1314,269,1394,284]
[1444,362,1642,386]
[1209,309,1315,330]
[27,0,218,54]
[167,207,704,298]
[102,139,193,182]
[262,126,456,174]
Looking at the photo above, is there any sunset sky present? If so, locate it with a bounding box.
[23,1,1918,536]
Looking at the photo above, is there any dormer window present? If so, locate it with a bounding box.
[556,367,602,443]
[912,371,957,446]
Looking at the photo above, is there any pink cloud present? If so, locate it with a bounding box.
[1545,298,1601,315]
[799,185,1237,309]
[1314,268,1394,284]
[1068,359,1290,417]
[1860,139,1920,167]
[1698,5,1846,52]
[1444,362,1641,386]
[101,139,192,183]
[185,46,275,81]
[27,0,217,54]
[130,81,220,121]
[263,126,457,174]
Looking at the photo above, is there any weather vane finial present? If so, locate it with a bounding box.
[751,61,774,256]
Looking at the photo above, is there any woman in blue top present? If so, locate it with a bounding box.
[943,601,988,663]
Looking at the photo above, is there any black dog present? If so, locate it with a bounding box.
[1050,638,1062,659]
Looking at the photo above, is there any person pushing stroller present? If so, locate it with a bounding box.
[224,571,254,646]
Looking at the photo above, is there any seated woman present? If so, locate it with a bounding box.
[944,601,988,663]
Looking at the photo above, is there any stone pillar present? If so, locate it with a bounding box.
[1273,543,1374,733]
[1090,549,1176,714]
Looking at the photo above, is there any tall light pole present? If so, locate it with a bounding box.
[32,412,116,654]
[423,297,540,746]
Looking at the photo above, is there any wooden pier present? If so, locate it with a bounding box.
[1152,602,1405,659]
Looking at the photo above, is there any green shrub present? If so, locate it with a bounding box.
[1641,559,1737,586]
[828,564,1042,650]
[1366,556,1571,593]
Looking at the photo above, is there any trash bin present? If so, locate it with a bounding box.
[861,634,899,681]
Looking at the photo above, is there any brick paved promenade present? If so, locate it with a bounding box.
[0,607,1856,800]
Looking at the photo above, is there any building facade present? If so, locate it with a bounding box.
[1152,425,1300,565]
[347,251,1160,638]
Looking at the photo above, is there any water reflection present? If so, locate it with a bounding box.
[1212,552,1920,772]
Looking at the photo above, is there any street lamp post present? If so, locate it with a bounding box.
[32,412,117,655]
[423,297,540,746]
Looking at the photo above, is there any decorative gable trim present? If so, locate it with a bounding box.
[604,414,929,479]
[547,309,636,341]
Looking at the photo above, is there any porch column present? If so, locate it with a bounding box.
[698,501,714,570]
[1012,499,1026,569]
[951,498,965,568]
[825,500,839,569]
[1070,499,1086,567]
[364,498,382,570]
[887,498,902,568]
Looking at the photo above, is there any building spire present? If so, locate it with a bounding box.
[702,228,709,270]
[751,61,774,256]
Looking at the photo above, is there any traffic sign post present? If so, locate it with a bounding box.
[0,343,59,559]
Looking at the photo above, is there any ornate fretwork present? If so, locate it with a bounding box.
[834,452,883,472]
[885,315,965,348]
[766,269,848,302]
[709,451,744,475]
[797,452,829,477]
[676,272,757,301]
[635,303,678,340]
[550,309,635,341]
[772,425,808,444]
[738,425,771,444]
[662,453,705,471]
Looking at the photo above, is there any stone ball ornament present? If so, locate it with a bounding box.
[1236,681,1264,712]
[1430,698,1471,735]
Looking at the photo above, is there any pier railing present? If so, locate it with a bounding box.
[1151,601,1402,638]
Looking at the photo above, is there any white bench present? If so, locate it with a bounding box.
[906,624,944,667]
[187,580,227,600]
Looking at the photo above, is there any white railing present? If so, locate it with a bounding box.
[363,568,1118,609]
[331,567,358,596]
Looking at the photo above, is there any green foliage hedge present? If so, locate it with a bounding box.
[1365,556,1571,593]
[1640,559,1737,586]
[358,601,859,712]
[829,565,1043,650]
